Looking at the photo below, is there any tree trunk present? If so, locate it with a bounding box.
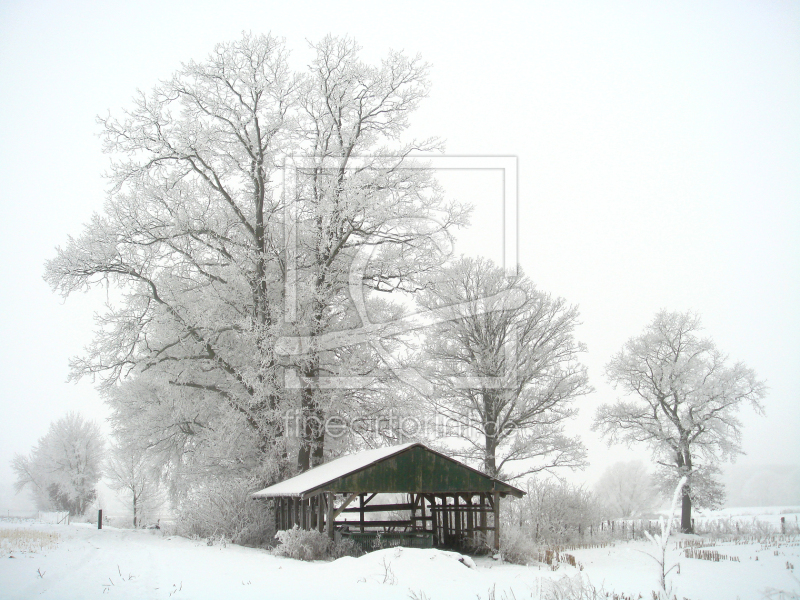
[483,390,498,477]
[680,486,692,533]
[484,438,497,478]
[296,292,326,472]
[297,366,325,472]
[677,447,693,533]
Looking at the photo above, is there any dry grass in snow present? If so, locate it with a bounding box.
[1,528,60,553]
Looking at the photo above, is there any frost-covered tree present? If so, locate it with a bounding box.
[593,310,766,532]
[416,257,590,480]
[594,461,658,518]
[12,413,105,515]
[43,33,466,494]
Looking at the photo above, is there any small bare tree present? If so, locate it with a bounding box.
[106,441,165,527]
[593,310,766,532]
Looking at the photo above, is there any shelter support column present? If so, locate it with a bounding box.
[326,492,334,540]
[317,494,324,533]
[493,491,501,551]
[359,493,365,533]
[479,493,487,540]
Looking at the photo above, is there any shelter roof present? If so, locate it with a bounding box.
[252,442,524,499]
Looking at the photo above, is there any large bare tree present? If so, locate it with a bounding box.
[44,33,467,498]
[593,310,766,532]
[416,257,590,480]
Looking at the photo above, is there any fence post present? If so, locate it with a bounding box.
[98,509,103,530]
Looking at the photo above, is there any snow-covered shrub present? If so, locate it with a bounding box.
[499,523,539,565]
[273,526,331,561]
[539,574,640,600]
[272,527,362,560]
[329,537,362,559]
[175,478,275,548]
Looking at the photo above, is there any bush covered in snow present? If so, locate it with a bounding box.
[499,523,540,565]
[272,526,362,561]
[175,478,274,548]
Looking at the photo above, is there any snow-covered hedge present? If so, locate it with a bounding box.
[505,478,610,545]
[176,478,275,548]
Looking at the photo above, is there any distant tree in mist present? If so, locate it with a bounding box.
[12,413,105,515]
[593,310,766,532]
[595,460,658,518]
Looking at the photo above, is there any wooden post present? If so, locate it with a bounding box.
[98,509,103,530]
[317,494,325,533]
[493,492,500,551]
[442,495,450,545]
[326,492,334,540]
[301,497,307,530]
[454,495,462,546]
[466,494,474,544]
[479,493,487,541]
[359,493,365,533]
[430,496,439,545]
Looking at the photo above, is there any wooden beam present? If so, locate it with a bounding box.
[334,520,415,528]
[341,503,414,513]
[332,493,359,519]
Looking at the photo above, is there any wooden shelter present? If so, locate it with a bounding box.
[252,442,524,550]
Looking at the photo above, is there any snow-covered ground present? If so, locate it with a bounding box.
[1,518,798,599]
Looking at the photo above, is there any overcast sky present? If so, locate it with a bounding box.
[0,0,797,494]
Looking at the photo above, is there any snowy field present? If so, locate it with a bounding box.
[1,516,799,600]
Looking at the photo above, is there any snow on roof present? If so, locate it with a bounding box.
[252,442,419,498]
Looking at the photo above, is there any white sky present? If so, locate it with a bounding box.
[0,0,797,491]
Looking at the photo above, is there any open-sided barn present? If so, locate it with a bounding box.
[252,442,524,550]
